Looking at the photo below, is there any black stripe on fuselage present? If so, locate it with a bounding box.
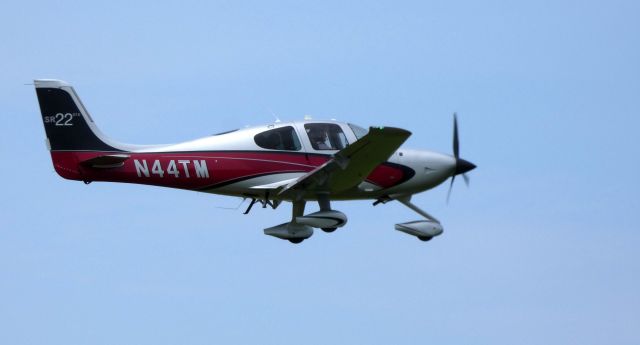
[197,171,307,191]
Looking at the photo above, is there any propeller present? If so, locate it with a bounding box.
[447,113,476,203]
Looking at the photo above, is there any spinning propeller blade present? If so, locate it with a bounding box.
[446,113,476,203]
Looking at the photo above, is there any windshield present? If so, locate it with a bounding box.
[348,123,369,139]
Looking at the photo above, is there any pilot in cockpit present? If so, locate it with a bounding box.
[308,126,330,150]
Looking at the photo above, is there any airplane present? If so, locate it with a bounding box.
[33,79,476,244]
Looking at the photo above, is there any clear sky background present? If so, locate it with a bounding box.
[1,1,639,344]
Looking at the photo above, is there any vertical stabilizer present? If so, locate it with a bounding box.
[34,79,124,152]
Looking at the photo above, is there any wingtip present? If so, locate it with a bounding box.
[369,126,412,137]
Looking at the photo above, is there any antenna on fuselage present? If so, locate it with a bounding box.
[214,197,247,210]
[268,108,281,123]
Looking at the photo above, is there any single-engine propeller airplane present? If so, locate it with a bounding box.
[34,79,476,244]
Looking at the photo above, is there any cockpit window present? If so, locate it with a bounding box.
[348,123,368,140]
[254,126,301,151]
[304,123,348,150]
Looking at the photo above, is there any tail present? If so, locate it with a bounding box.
[34,79,124,152]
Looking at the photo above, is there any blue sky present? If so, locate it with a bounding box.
[1,1,639,344]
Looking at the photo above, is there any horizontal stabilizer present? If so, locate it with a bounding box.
[80,154,130,168]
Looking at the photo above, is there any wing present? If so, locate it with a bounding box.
[279,126,411,198]
[250,177,299,190]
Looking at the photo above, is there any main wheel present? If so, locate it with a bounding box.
[418,236,432,242]
[321,227,337,233]
[289,238,304,244]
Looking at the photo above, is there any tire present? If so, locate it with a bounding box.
[321,227,337,233]
[289,238,304,244]
[418,236,432,242]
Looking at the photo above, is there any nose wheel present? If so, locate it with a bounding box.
[392,196,444,241]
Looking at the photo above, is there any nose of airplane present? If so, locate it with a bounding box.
[455,158,476,176]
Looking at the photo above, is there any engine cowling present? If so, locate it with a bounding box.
[395,220,443,240]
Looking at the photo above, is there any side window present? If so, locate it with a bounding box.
[254,126,301,151]
[348,123,369,140]
[304,123,348,150]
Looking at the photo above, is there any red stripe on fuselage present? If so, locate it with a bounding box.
[49,151,412,191]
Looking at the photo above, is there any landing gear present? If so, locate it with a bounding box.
[317,192,331,213]
[392,196,444,242]
[296,192,347,231]
[263,201,314,243]
[263,194,348,243]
